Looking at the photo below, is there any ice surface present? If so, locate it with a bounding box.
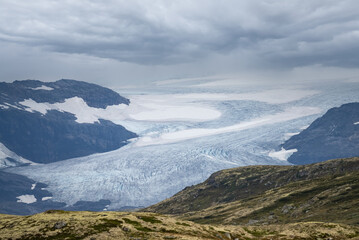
[284,132,300,140]
[135,107,320,146]
[16,195,36,204]
[174,89,319,104]
[7,80,359,210]
[31,183,36,190]
[19,95,221,124]
[354,122,359,125]
[269,148,298,161]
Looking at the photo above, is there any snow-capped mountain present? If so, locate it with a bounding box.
[0,79,137,164]
[282,102,359,164]
[2,77,359,214]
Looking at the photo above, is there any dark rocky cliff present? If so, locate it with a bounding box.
[283,102,359,164]
[0,79,137,163]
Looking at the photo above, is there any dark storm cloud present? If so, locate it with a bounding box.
[1,0,359,67]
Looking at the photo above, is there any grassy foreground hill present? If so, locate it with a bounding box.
[1,210,359,239]
[145,157,359,226]
[1,157,359,239]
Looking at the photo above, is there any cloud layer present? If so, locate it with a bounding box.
[2,0,359,86]
[1,0,359,68]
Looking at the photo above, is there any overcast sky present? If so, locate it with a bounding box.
[1,0,359,87]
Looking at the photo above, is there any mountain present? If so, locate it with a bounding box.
[282,102,359,164]
[144,157,359,226]
[0,79,137,164]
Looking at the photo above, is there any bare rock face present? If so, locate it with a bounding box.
[283,102,359,165]
[53,221,67,229]
[0,79,137,164]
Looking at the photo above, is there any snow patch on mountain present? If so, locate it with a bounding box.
[16,195,37,204]
[42,196,52,201]
[354,122,359,125]
[284,132,300,140]
[0,143,36,169]
[269,148,298,161]
[0,104,9,109]
[19,95,222,124]
[29,85,54,91]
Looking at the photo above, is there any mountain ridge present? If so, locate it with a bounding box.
[283,102,359,164]
[0,79,137,164]
[144,157,359,226]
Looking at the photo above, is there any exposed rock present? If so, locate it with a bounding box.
[283,102,359,164]
[53,221,67,229]
[0,79,137,163]
[281,204,295,214]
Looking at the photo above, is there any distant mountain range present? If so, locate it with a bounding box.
[0,79,136,165]
[283,102,359,164]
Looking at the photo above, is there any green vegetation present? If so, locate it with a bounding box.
[1,157,359,239]
[146,157,359,226]
[137,215,162,224]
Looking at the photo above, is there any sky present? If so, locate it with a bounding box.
[1,0,359,87]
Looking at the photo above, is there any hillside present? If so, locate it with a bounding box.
[1,210,358,240]
[0,79,136,164]
[283,102,359,164]
[145,157,359,226]
[1,158,359,239]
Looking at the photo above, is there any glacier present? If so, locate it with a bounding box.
[7,78,359,210]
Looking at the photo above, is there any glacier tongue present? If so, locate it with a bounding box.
[6,117,307,209]
[6,80,359,210]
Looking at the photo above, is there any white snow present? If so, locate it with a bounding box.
[42,196,53,201]
[30,85,54,91]
[135,107,321,146]
[4,103,22,110]
[300,125,310,130]
[0,142,36,169]
[129,104,220,121]
[17,88,318,126]
[284,132,300,140]
[174,89,319,104]
[0,104,9,109]
[269,148,298,161]
[354,122,359,125]
[16,195,37,204]
[19,96,221,124]
[31,183,36,190]
[20,99,51,115]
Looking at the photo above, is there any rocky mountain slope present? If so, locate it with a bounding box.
[145,157,359,226]
[1,210,358,240]
[283,102,359,164]
[0,79,136,164]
